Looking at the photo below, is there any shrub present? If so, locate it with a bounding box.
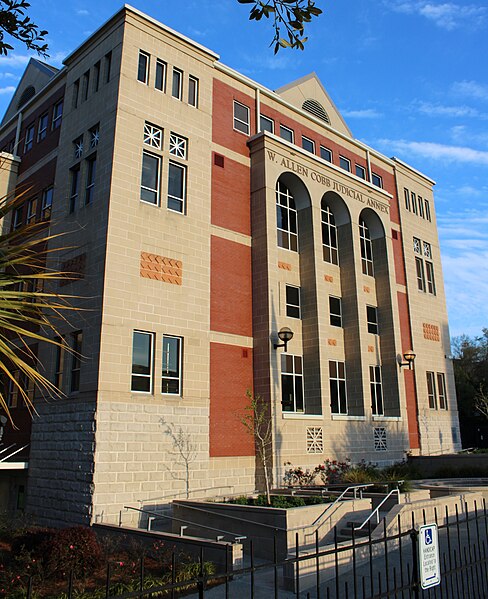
[40,526,102,578]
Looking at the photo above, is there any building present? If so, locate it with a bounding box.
[0,5,461,526]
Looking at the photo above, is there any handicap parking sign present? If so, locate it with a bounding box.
[419,524,440,589]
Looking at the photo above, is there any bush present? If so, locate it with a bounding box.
[40,526,102,578]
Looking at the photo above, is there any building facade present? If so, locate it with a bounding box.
[0,6,461,525]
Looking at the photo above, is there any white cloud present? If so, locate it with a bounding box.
[452,80,488,101]
[416,102,480,118]
[379,138,488,165]
[450,124,488,146]
[391,2,487,30]
[76,9,89,16]
[341,108,382,119]
[1,54,31,67]
[0,86,16,95]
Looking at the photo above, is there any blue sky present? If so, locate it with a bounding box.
[1,1,487,339]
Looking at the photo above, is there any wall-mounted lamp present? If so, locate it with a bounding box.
[274,327,294,352]
[398,350,416,370]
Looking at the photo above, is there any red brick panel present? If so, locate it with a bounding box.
[209,342,255,457]
[391,230,407,286]
[210,236,252,337]
[211,154,251,235]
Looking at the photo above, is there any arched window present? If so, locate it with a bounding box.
[359,218,373,276]
[276,180,298,251]
[321,201,338,264]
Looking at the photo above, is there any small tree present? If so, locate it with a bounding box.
[240,390,273,504]
[475,385,488,420]
[160,418,197,499]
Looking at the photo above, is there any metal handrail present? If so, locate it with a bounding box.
[137,485,234,506]
[355,488,400,531]
[302,484,374,538]
[0,443,29,462]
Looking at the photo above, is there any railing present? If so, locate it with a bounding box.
[0,442,29,462]
[136,484,234,507]
[355,487,400,530]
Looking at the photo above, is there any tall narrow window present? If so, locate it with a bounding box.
[93,61,101,92]
[138,51,150,83]
[359,218,373,276]
[415,257,426,292]
[404,188,410,211]
[172,67,183,99]
[260,115,274,133]
[41,187,53,219]
[427,371,437,409]
[162,335,182,394]
[104,51,112,83]
[285,285,301,318]
[85,155,96,204]
[24,124,34,152]
[425,261,436,295]
[425,200,431,221]
[72,80,79,108]
[276,181,298,252]
[321,201,338,264]
[7,371,20,408]
[26,197,37,223]
[281,354,304,412]
[70,166,80,213]
[70,331,82,393]
[370,366,383,415]
[131,331,153,393]
[140,151,161,205]
[367,305,379,334]
[330,361,347,415]
[188,75,199,107]
[54,336,65,389]
[13,206,23,229]
[82,70,90,101]
[167,162,186,213]
[279,124,294,143]
[37,113,48,141]
[418,196,425,218]
[329,296,342,327]
[52,100,63,129]
[437,373,447,409]
[155,59,166,91]
[411,192,418,215]
[339,156,350,172]
[233,100,250,134]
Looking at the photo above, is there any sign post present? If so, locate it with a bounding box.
[418,523,441,589]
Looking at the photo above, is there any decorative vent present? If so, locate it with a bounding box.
[302,99,330,124]
[307,427,323,454]
[214,153,225,168]
[17,86,36,109]
[374,428,387,451]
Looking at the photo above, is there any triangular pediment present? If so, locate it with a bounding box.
[275,72,352,137]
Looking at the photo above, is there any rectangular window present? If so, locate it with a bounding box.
[367,305,379,334]
[26,197,37,223]
[85,155,96,205]
[372,173,383,188]
[13,206,23,229]
[172,67,183,99]
[104,51,112,83]
[260,115,274,133]
[37,113,48,142]
[41,187,53,219]
[370,365,383,415]
[413,237,421,254]
[437,373,447,409]
[281,354,304,412]
[93,61,100,92]
[427,371,437,409]
[418,195,425,218]
[162,335,182,394]
[131,331,153,393]
[70,166,80,213]
[167,161,186,213]
[54,336,65,389]
[329,296,342,327]
[320,146,332,162]
[7,371,20,408]
[330,361,347,415]
[89,124,99,149]
[404,188,410,211]
[24,124,34,152]
[138,51,150,83]
[233,100,250,134]
[302,135,315,153]
[143,122,163,150]
[82,70,90,101]
[188,75,199,107]
[52,100,63,129]
[155,59,167,92]
[425,261,436,295]
[355,164,366,179]
[285,285,301,319]
[415,257,426,292]
[169,132,188,159]
[425,199,431,221]
[70,331,82,393]
[279,124,294,143]
[72,79,79,108]
[411,191,418,215]
[339,156,351,171]
[140,151,161,205]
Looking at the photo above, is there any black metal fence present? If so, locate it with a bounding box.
[23,498,488,598]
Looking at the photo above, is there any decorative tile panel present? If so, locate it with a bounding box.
[140,252,182,285]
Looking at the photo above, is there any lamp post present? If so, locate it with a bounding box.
[273,327,294,352]
[398,350,416,370]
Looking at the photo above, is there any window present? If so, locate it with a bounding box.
[172,67,183,99]
[13,206,23,229]
[85,155,96,205]
[233,100,250,134]
[359,218,373,276]
[425,200,431,222]
[93,61,100,92]
[339,156,350,172]
[302,136,315,153]
[169,132,187,159]
[54,336,65,389]
[413,237,421,254]
[418,196,424,218]
[437,373,447,409]
[415,239,435,294]
[329,296,342,327]
[404,188,410,211]
[82,70,90,101]
[411,192,418,215]
[372,173,383,188]
[140,151,161,205]
[330,361,347,414]
[69,166,80,213]
[104,51,112,83]
[423,242,431,259]
[168,162,186,213]
[425,261,436,295]
[320,146,332,162]
[41,187,53,219]
[321,201,338,265]
[415,257,425,291]
[131,331,153,393]
[276,180,298,251]
[138,51,150,83]
[279,124,294,143]
[260,115,274,133]
[26,197,37,223]
[52,100,63,129]
[367,306,378,334]
[72,80,79,108]
[426,371,437,409]
[6,371,20,408]
[70,331,82,393]
[285,285,301,319]
[188,75,199,107]
[89,125,99,149]
[370,366,383,415]
[162,335,182,394]
[74,135,83,159]
[355,164,366,179]
[24,124,34,152]
[143,122,163,150]
[37,113,48,142]
[281,354,304,412]
[155,59,166,91]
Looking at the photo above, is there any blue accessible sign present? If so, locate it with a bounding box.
[419,524,441,589]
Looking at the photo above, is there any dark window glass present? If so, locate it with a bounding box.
[70,331,82,393]
[155,60,166,91]
[367,306,378,334]
[370,365,383,415]
[320,146,332,162]
[330,360,347,414]
[260,115,274,133]
[286,285,300,319]
[70,167,80,213]
[138,52,149,83]
[172,68,182,99]
[131,331,153,392]
[279,125,294,143]
[329,296,342,327]
[167,162,186,213]
[281,354,304,412]
[162,336,182,394]
[140,152,160,205]
[355,164,366,179]
[188,76,198,107]
[85,155,96,204]
[302,136,315,153]
[339,156,350,171]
